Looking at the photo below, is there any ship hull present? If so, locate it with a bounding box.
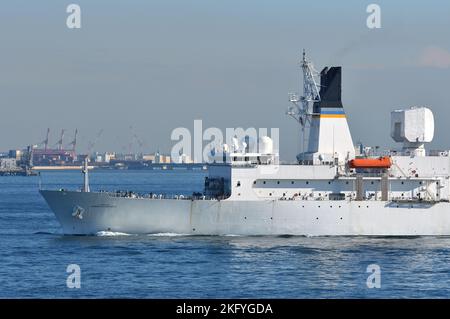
[40,190,450,236]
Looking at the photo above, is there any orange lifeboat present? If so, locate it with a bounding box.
[348,156,392,169]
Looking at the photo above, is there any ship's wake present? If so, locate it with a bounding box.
[147,232,190,237]
[95,231,132,237]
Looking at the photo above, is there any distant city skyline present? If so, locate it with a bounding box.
[1,1,450,160]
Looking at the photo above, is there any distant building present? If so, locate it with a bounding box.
[0,158,18,170]
[153,152,171,163]
[32,149,76,166]
[142,154,155,162]
[104,152,115,163]
[8,150,23,160]
[95,154,103,163]
[177,154,192,164]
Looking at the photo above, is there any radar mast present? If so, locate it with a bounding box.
[287,50,321,155]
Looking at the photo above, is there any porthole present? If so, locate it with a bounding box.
[291,181,294,184]
[253,181,256,185]
[269,193,272,196]
[306,181,309,185]
[263,181,266,184]
[237,181,241,187]
[277,181,280,184]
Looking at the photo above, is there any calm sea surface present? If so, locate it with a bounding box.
[1,169,450,298]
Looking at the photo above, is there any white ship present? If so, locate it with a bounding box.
[41,53,450,236]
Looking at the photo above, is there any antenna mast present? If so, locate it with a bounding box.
[286,50,321,153]
[287,50,321,125]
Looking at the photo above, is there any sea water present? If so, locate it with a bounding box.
[1,170,450,298]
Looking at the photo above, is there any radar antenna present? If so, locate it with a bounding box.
[286,50,321,154]
[287,50,321,126]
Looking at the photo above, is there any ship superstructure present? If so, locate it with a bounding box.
[40,53,450,236]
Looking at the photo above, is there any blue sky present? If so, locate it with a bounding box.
[1,1,450,159]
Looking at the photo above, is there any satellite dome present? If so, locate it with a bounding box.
[259,136,273,154]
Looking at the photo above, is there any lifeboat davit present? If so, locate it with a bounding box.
[348,156,392,169]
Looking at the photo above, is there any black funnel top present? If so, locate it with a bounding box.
[315,66,343,109]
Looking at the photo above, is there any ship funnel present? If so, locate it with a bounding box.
[302,64,355,164]
[315,67,343,109]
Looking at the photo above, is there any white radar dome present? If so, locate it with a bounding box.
[391,107,434,144]
[240,136,257,153]
[258,136,273,154]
